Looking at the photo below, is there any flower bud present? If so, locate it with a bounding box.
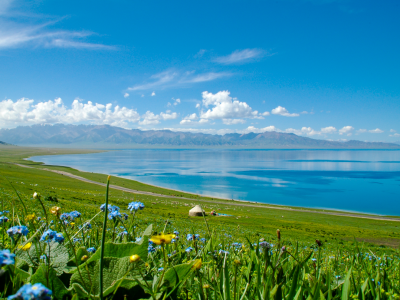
[33,192,39,199]
[277,229,281,240]
[81,255,89,261]
[316,240,322,247]
[130,254,140,263]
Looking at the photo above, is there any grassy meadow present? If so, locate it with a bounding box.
[0,145,399,299]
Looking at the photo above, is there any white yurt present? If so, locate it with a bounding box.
[189,205,206,217]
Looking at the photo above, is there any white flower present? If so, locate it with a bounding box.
[33,192,38,199]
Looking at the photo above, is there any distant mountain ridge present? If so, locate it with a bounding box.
[0,124,398,149]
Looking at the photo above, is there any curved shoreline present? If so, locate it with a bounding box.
[16,161,400,223]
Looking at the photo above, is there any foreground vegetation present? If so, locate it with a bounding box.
[0,145,400,299]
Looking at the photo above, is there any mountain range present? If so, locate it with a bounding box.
[0,124,399,149]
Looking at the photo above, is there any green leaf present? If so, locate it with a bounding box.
[288,265,300,300]
[162,262,194,288]
[48,242,70,276]
[70,256,141,298]
[31,264,70,300]
[341,267,352,300]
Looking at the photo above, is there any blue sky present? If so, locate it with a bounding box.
[0,0,399,141]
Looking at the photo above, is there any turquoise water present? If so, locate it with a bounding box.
[30,149,400,216]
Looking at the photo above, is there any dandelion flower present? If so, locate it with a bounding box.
[130,254,140,262]
[150,233,176,245]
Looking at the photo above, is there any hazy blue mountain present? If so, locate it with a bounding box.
[0,124,399,149]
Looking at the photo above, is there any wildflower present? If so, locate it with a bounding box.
[18,242,32,251]
[148,246,156,253]
[281,246,286,252]
[7,226,29,238]
[108,210,122,220]
[84,222,92,230]
[312,258,317,262]
[87,247,96,253]
[130,254,140,262]
[135,237,142,243]
[192,259,202,270]
[33,192,39,199]
[0,249,15,266]
[185,247,194,253]
[219,250,229,255]
[40,229,63,243]
[277,229,281,240]
[0,210,9,215]
[173,230,179,235]
[187,234,194,241]
[0,216,9,224]
[101,204,120,213]
[73,238,81,243]
[315,240,322,247]
[118,231,128,238]
[158,267,164,272]
[8,283,52,300]
[234,259,241,265]
[128,201,145,212]
[150,233,176,245]
[81,255,88,261]
[49,206,61,216]
[25,214,36,222]
[200,238,206,243]
[203,284,210,289]
[40,255,46,261]
[259,241,271,249]
[70,211,81,219]
[122,213,129,220]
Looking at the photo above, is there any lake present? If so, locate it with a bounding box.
[30,149,400,216]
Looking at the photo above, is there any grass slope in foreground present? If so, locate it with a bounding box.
[0,145,400,299]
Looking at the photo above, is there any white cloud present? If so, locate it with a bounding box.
[195,49,206,58]
[128,70,231,91]
[195,103,200,108]
[151,91,156,96]
[339,126,354,136]
[271,106,299,117]
[357,129,367,133]
[214,48,264,64]
[390,129,396,133]
[199,91,264,122]
[139,110,178,125]
[390,133,400,137]
[321,126,337,134]
[240,126,278,134]
[0,97,140,128]
[124,93,129,98]
[261,111,270,116]
[0,2,114,50]
[222,119,246,125]
[369,128,383,133]
[173,98,180,105]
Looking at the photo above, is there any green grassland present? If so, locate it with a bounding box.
[1,145,399,249]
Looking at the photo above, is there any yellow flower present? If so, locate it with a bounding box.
[234,259,241,265]
[50,206,61,216]
[203,284,210,289]
[18,242,32,251]
[192,259,202,270]
[81,255,89,261]
[25,214,36,222]
[150,233,176,245]
[130,254,140,263]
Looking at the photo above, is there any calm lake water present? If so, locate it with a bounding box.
[30,149,400,216]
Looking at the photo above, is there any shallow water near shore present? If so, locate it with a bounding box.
[30,149,400,216]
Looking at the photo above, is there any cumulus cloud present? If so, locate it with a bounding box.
[320,126,337,134]
[222,119,246,125]
[0,97,140,128]
[271,106,299,117]
[124,93,129,98]
[199,91,267,122]
[339,126,354,136]
[151,92,156,96]
[139,110,178,125]
[214,48,264,64]
[369,128,383,133]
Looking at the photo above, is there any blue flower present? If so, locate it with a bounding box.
[118,231,128,238]
[84,222,92,230]
[122,213,129,220]
[185,247,193,253]
[8,283,52,300]
[259,241,270,249]
[7,226,29,238]
[171,238,176,243]
[70,211,82,219]
[200,238,206,243]
[87,247,96,253]
[219,250,229,255]
[54,233,65,243]
[40,255,46,261]
[0,210,9,215]
[73,238,81,243]
[100,204,120,212]
[135,237,142,243]
[158,267,164,272]
[0,216,9,224]
[108,210,122,220]
[173,230,179,235]
[128,201,145,212]
[40,229,64,243]
[312,258,317,262]
[148,246,156,253]
[187,234,194,241]
[0,249,15,266]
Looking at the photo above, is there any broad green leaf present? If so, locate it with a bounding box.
[341,267,352,300]
[31,264,70,300]
[162,262,194,288]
